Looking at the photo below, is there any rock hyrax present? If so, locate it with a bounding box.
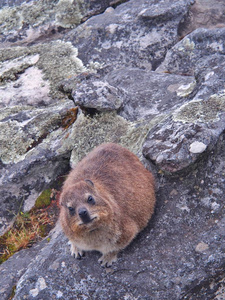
[60,143,156,267]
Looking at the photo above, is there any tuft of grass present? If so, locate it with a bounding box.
[0,188,61,264]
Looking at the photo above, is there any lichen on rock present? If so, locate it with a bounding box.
[0,41,86,102]
[173,93,225,123]
[0,0,86,36]
[69,111,152,166]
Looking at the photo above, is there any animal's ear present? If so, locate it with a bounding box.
[85,179,94,187]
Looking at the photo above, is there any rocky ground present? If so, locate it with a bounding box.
[0,0,225,299]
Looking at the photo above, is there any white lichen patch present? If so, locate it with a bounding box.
[56,291,63,298]
[176,81,196,97]
[189,141,207,154]
[0,120,33,164]
[0,6,21,33]
[208,41,223,52]
[0,41,86,100]
[34,41,86,98]
[0,66,51,107]
[179,38,195,52]
[29,277,47,298]
[55,0,86,28]
[0,54,39,78]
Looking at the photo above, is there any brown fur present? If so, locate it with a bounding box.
[60,143,156,267]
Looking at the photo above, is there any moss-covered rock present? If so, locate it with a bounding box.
[34,189,51,209]
[0,41,85,104]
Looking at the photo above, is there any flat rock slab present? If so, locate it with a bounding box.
[72,68,196,122]
[10,133,225,300]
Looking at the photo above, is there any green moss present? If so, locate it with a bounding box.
[35,189,51,209]
[39,224,48,237]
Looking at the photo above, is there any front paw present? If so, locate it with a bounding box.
[98,252,118,267]
[69,241,85,259]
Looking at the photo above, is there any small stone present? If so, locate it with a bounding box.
[156,154,164,163]
[195,242,209,253]
[189,141,207,154]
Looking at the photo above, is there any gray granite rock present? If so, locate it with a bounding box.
[0,237,47,300]
[157,27,225,76]
[71,67,196,120]
[9,133,225,300]
[178,0,225,37]
[66,0,193,72]
[0,0,126,46]
[0,0,225,299]
[143,27,225,173]
[0,101,74,234]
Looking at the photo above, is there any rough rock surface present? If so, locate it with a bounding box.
[0,0,225,299]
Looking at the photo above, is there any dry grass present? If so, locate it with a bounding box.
[0,189,60,264]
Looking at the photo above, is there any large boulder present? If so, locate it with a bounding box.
[66,0,193,71]
[0,0,126,46]
[0,0,225,299]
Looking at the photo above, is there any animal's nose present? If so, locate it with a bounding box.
[78,207,91,224]
[78,207,88,217]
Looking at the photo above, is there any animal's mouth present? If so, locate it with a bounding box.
[78,216,97,226]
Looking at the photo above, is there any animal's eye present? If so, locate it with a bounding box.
[68,206,75,216]
[87,195,95,205]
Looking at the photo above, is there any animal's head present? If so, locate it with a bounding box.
[60,179,112,236]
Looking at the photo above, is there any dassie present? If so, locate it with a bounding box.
[60,143,156,267]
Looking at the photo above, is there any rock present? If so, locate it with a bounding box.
[8,132,225,300]
[0,41,86,102]
[72,72,124,112]
[66,0,193,72]
[143,28,225,173]
[0,0,126,46]
[0,237,48,300]
[71,68,196,119]
[0,0,225,299]
[0,28,87,233]
[178,0,225,37]
[0,101,76,233]
[157,27,225,76]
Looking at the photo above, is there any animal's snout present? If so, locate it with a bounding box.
[78,207,91,224]
[78,207,88,217]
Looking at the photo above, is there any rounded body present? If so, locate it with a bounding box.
[60,143,155,266]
